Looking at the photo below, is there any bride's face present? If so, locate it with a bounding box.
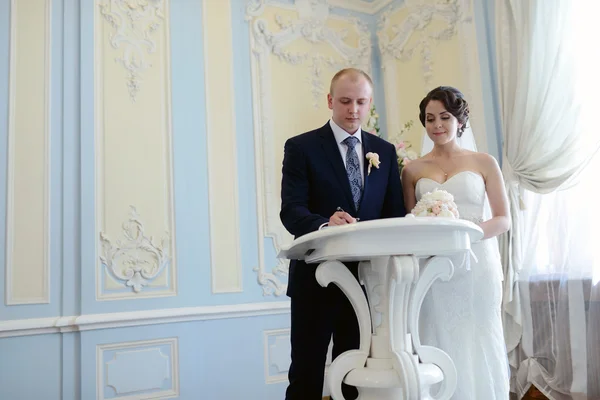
[424,100,462,145]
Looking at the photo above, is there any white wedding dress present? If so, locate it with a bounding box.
[416,171,510,399]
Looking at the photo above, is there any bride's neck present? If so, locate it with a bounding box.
[431,140,462,158]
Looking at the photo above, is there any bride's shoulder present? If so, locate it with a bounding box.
[471,151,500,167]
[401,156,432,184]
[461,150,498,164]
[404,156,431,172]
[410,152,435,164]
[469,152,502,178]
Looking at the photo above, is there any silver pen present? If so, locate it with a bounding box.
[336,207,360,221]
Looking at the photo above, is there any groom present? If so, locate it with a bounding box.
[280,68,405,400]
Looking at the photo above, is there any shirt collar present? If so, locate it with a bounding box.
[329,118,362,146]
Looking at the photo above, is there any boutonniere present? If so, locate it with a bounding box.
[365,152,380,175]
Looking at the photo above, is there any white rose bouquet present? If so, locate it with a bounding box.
[411,189,460,218]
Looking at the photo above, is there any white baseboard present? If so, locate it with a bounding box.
[0,301,291,338]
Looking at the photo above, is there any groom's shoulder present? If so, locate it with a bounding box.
[286,122,329,146]
[366,132,395,151]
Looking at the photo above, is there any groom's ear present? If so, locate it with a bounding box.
[327,93,333,110]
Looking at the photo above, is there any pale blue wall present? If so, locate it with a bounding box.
[0,1,500,399]
[473,0,503,164]
[0,335,62,400]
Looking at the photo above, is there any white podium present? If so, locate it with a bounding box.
[278,216,483,400]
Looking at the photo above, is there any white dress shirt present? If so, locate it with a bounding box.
[329,119,364,186]
[319,120,364,230]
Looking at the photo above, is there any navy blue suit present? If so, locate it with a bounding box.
[280,122,405,399]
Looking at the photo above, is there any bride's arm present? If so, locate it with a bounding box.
[480,153,510,239]
[401,164,417,213]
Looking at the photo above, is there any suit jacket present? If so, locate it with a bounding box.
[280,121,406,297]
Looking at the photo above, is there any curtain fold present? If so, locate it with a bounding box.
[495,0,600,398]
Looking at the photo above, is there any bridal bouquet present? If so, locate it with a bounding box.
[411,189,460,218]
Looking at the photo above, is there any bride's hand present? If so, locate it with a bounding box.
[329,211,357,226]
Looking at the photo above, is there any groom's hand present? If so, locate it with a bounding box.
[329,211,357,226]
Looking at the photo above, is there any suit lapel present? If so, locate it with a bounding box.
[361,129,372,201]
[319,123,356,212]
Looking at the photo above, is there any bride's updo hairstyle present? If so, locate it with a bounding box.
[418,86,470,137]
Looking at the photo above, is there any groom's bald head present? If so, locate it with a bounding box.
[329,68,373,96]
[327,68,373,134]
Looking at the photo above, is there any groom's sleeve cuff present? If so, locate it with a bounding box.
[318,222,328,230]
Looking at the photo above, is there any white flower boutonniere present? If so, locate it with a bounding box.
[365,152,380,176]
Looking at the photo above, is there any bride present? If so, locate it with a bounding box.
[401,86,510,399]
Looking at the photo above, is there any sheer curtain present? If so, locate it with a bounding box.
[495,1,600,398]
[512,154,600,399]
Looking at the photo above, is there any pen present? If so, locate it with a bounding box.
[336,207,360,221]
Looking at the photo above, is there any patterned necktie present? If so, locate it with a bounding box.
[343,136,362,210]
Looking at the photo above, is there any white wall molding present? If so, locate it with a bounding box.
[261,0,394,15]
[377,0,489,150]
[97,338,180,400]
[263,328,291,384]
[263,328,333,386]
[5,0,52,305]
[201,0,243,294]
[455,0,488,152]
[99,206,172,294]
[246,0,372,296]
[329,0,392,15]
[0,301,291,338]
[377,0,470,85]
[381,59,400,143]
[98,0,166,102]
[95,0,177,300]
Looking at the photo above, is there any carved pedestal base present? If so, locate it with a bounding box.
[317,254,464,400]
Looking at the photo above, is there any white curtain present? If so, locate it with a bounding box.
[495,0,600,398]
[512,156,600,399]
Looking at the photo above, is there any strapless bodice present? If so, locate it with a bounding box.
[416,171,486,223]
